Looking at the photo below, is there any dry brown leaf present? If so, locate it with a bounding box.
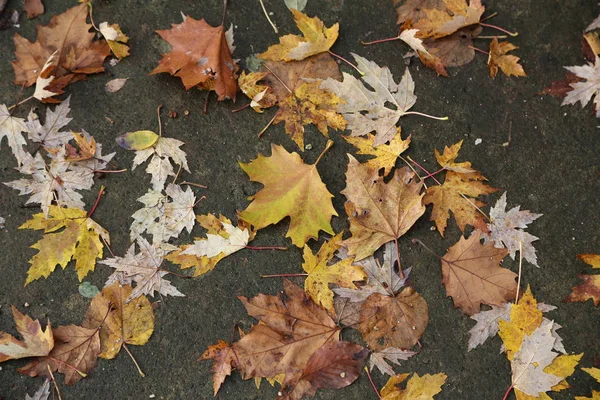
[200,340,238,396]
[422,25,482,68]
[488,38,526,78]
[0,306,53,362]
[441,230,516,315]
[565,254,600,306]
[409,0,485,39]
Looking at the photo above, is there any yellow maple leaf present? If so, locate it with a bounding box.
[583,367,600,383]
[98,22,130,59]
[488,38,526,79]
[412,0,485,39]
[260,9,339,61]
[433,140,476,173]
[343,130,411,177]
[302,232,366,313]
[498,287,543,360]
[20,205,110,285]
[381,372,447,399]
[239,143,337,247]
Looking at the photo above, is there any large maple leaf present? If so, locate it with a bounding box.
[19,205,110,285]
[151,15,237,100]
[566,254,600,306]
[341,156,425,260]
[239,53,346,150]
[238,143,337,247]
[12,4,110,90]
[440,230,516,315]
[0,306,54,362]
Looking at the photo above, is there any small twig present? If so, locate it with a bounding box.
[123,344,145,377]
[515,241,523,302]
[46,369,63,400]
[180,181,208,189]
[232,103,251,113]
[481,11,498,22]
[221,0,228,26]
[203,91,211,115]
[407,156,442,185]
[474,35,508,39]
[261,273,308,278]
[479,22,518,37]
[398,155,428,189]
[403,111,449,121]
[502,384,514,400]
[87,186,106,218]
[364,366,382,399]
[258,114,276,138]
[361,36,400,46]
[92,168,127,174]
[258,0,278,34]
[468,45,489,55]
[172,164,183,184]
[157,105,163,136]
[8,95,34,111]
[314,140,334,166]
[328,50,364,75]
[246,245,287,251]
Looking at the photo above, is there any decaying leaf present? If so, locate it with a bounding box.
[152,14,237,100]
[301,232,366,314]
[19,205,110,284]
[380,372,447,399]
[19,324,100,386]
[341,156,425,260]
[200,340,238,396]
[32,51,65,102]
[239,143,337,247]
[566,254,600,306]
[0,103,28,164]
[321,54,427,146]
[103,237,185,302]
[398,28,448,77]
[260,10,338,61]
[0,306,53,362]
[368,347,417,376]
[488,38,526,78]
[98,22,130,59]
[105,78,128,93]
[440,230,516,315]
[484,192,542,267]
[82,283,154,359]
[343,130,411,177]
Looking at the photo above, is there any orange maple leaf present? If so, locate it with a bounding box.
[488,38,527,78]
[565,254,600,306]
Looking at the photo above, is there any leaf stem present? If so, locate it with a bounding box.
[411,239,442,260]
[421,167,446,180]
[180,181,208,189]
[479,22,518,37]
[398,155,428,189]
[47,356,87,377]
[364,366,382,399]
[232,103,251,113]
[261,273,308,278]
[46,368,63,400]
[87,186,106,218]
[502,384,514,400]
[156,105,163,137]
[360,36,400,46]
[402,111,449,121]
[328,51,364,75]
[92,168,127,174]
[8,95,33,111]
[192,195,207,208]
[172,164,183,184]
[263,65,292,94]
[481,11,498,22]
[258,0,278,34]
[221,0,228,27]
[474,35,507,39]
[515,241,523,303]
[468,45,489,55]
[258,114,276,138]
[459,193,490,221]
[395,238,404,280]
[406,156,442,185]
[314,140,334,166]
[246,245,288,251]
[123,343,145,377]
[204,91,211,115]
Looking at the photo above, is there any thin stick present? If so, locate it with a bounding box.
[481,11,498,22]
[192,195,207,208]
[468,45,489,55]
[180,181,208,189]
[86,1,99,31]
[328,51,364,75]
[88,186,106,218]
[314,140,334,166]
[474,35,507,39]
[203,91,211,115]
[479,22,518,37]
[361,36,400,46]
[258,114,276,138]
[123,344,146,377]
[421,167,446,180]
[403,111,449,121]
[246,245,287,251]
[364,367,382,399]
[101,236,115,257]
[232,103,251,113]
[157,105,163,136]
[459,193,490,221]
[8,95,33,111]
[261,273,308,278]
[258,0,278,33]
[92,168,127,174]
[502,384,514,400]
[172,164,183,184]
[263,65,292,94]
[515,241,523,302]
[407,156,442,185]
[221,0,228,26]
[398,155,428,189]
[46,368,63,400]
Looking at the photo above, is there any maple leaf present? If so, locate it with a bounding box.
[562,55,600,118]
[129,184,197,246]
[398,29,447,77]
[321,54,425,146]
[129,135,189,192]
[408,0,485,40]
[151,14,237,100]
[102,237,184,302]
[260,9,339,61]
[433,140,476,173]
[239,143,337,247]
[578,368,600,400]
[98,22,130,59]
[0,306,53,362]
[341,156,425,260]
[82,283,154,360]
[368,347,416,376]
[225,280,341,397]
[380,372,447,399]
[499,287,544,360]
[440,230,516,315]
[301,232,366,314]
[359,287,428,351]
[19,324,100,386]
[565,254,600,306]
[343,130,411,177]
[19,205,109,284]
[25,379,50,400]
[32,51,65,103]
[488,38,526,78]
[483,192,542,267]
[26,96,73,148]
[0,103,28,164]
[12,4,110,89]
[333,241,411,303]
[240,53,346,150]
[5,148,95,217]
[201,340,239,396]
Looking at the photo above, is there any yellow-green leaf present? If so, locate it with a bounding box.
[115,130,159,151]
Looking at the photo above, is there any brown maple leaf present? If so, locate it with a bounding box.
[565,254,600,306]
[12,4,110,91]
[151,15,237,100]
[440,230,516,315]
[488,38,526,78]
[201,340,239,396]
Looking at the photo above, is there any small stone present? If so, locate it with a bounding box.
[474,138,482,145]
[184,110,190,116]
[149,395,156,399]
[305,143,313,150]
[24,302,30,307]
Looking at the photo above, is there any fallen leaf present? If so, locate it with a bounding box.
[105,78,128,93]
[433,140,476,173]
[301,232,366,314]
[98,22,129,59]
[0,103,28,164]
[24,0,44,19]
[0,306,53,362]
[341,156,425,260]
[12,4,110,90]
[565,254,600,306]
[103,237,185,302]
[440,230,516,315]
[32,51,65,102]
[421,25,482,69]
[562,55,600,118]
[18,205,110,284]
[284,0,307,12]
[398,28,448,77]
[582,367,600,382]
[19,324,100,385]
[368,347,417,376]
[82,282,154,359]
[410,0,485,39]
[380,372,447,399]
[25,379,50,400]
[343,130,411,177]
[498,287,543,360]
[26,96,73,148]
[239,143,337,247]
[260,10,338,61]
[467,303,511,351]
[64,132,96,162]
[488,38,526,78]
[151,14,237,100]
[359,287,429,350]
[321,54,424,146]
[116,130,159,151]
[484,192,542,267]
[200,340,238,396]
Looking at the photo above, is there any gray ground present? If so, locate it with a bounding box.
[1,0,599,399]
